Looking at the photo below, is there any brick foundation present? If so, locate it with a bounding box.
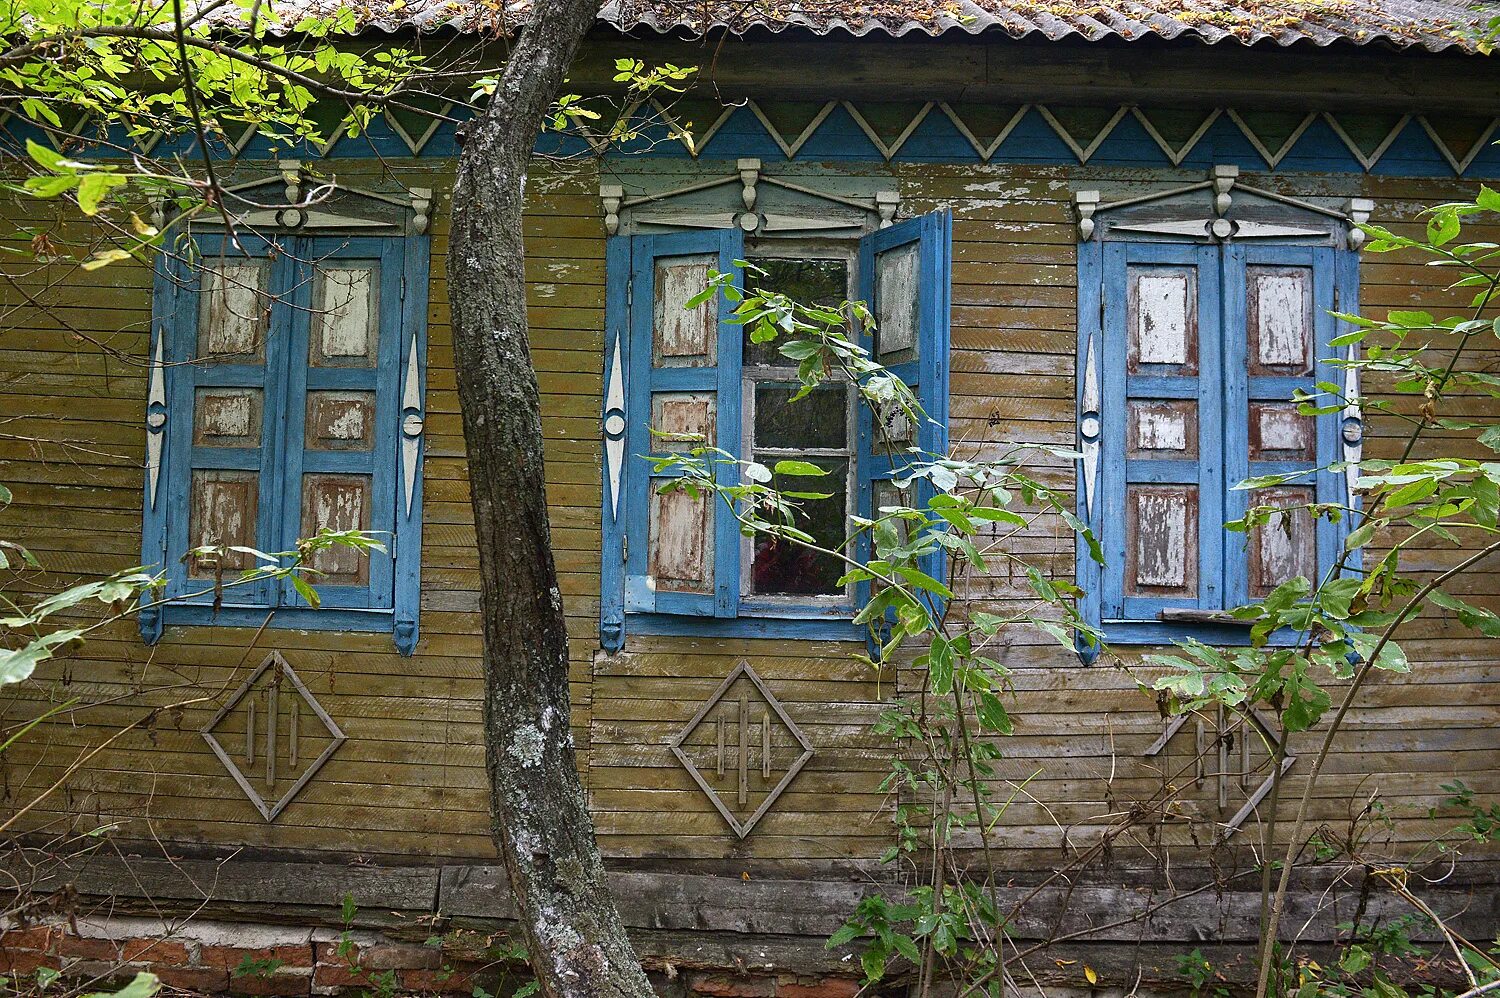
[0,918,862,998]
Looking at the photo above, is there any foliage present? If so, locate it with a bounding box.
[660,181,1500,997]
[1139,186,1500,998]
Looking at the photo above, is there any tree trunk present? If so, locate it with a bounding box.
[446,6,652,998]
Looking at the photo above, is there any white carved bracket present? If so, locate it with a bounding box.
[145,334,167,508]
[1346,197,1374,249]
[1079,333,1100,518]
[400,332,424,517]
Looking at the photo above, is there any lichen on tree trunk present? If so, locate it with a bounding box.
[446,4,653,997]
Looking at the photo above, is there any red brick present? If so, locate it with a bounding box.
[400,967,477,993]
[56,936,121,961]
[778,979,860,998]
[688,974,777,998]
[0,925,59,952]
[0,950,59,978]
[315,941,360,966]
[202,945,313,971]
[227,971,314,996]
[121,938,191,964]
[312,963,373,989]
[156,965,232,993]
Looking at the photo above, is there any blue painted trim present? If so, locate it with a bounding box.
[627,612,862,643]
[1099,619,1309,648]
[142,230,430,654]
[14,106,1500,178]
[855,211,953,658]
[394,231,431,656]
[1075,237,1104,665]
[618,229,746,630]
[601,234,630,651]
[159,603,398,634]
[608,214,952,651]
[1078,233,1362,657]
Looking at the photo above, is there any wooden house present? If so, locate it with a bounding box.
[3,0,1500,991]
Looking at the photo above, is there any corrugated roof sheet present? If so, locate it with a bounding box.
[596,0,1492,51]
[248,0,1497,53]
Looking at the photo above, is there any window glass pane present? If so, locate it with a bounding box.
[744,257,848,367]
[754,383,846,450]
[750,458,848,597]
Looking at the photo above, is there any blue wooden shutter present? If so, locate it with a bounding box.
[278,236,402,613]
[622,229,746,618]
[1099,242,1224,623]
[157,234,289,612]
[1222,244,1347,604]
[855,210,952,613]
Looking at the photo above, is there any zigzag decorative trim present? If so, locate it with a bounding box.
[10,101,1500,177]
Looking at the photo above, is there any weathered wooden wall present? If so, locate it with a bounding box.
[2,151,1498,885]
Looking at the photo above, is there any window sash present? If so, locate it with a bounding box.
[160,234,401,612]
[1078,238,1357,648]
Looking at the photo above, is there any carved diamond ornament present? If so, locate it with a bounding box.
[202,652,346,821]
[670,661,814,839]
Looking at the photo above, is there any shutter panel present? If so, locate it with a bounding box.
[1100,242,1223,621]
[1223,245,1343,605]
[856,210,952,616]
[623,230,746,617]
[280,236,402,610]
[163,234,286,608]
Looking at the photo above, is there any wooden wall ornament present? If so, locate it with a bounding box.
[600,159,899,237]
[604,335,627,520]
[1144,707,1296,841]
[201,651,346,822]
[401,331,424,517]
[145,335,167,509]
[669,661,814,839]
[1079,332,1100,518]
[185,162,433,237]
[1074,165,1368,249]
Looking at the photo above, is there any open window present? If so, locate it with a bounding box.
[599,167,950,649]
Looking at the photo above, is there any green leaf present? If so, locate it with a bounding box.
[76,172,125,215]
[25,138,67,173]
[1351,632,1410,674]
[772,460,828,477]
[826,924,861,949]
[1344,521,1375,551]
[290,575,321,609]
[860,948,886,982]
[88,973,161,998]
[1386,310,1435,328]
